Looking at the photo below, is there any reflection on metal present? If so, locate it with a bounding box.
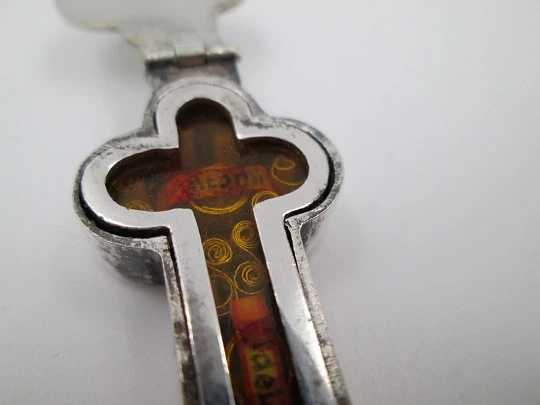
[104,99,309,402]
[64,0,350,404]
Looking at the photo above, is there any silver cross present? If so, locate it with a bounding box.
[60,1,350,404]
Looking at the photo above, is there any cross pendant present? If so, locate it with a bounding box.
[62,1,350,404]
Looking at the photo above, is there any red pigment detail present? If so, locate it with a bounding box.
[230,296,291,405]
[162,165,273,208]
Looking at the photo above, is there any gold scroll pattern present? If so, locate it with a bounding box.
[209,266,237,317]
[190,195,247,216]
[271,155,304,187]
[232,220,259,250]
[106,97,309,405]
[125,200,151,211]
[109,156,305,321]
[203,219,268,317]
[203,238,233,266]
[251,190,278,207]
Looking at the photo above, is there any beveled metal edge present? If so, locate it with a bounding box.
[73,142,201,404]
[73,76,350,405]
[284,121,350,405]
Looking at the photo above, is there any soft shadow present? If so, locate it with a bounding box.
[307,197,363,286]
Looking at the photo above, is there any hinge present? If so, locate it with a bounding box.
[57,0,241,67]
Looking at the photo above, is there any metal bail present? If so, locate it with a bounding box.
[56,0,241,65]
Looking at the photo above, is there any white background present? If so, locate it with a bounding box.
[1,1,539,404]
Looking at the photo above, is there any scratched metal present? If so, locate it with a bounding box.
[74,76,349,405]
[64,0,350,402]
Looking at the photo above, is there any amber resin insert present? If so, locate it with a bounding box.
[107,100,308,405]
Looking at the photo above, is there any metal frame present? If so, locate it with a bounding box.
[74,76,349,404]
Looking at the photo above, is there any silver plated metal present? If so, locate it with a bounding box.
[64,0,350,404]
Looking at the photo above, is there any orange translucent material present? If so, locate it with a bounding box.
[107,100,307,404]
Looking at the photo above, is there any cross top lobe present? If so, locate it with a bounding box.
[108,100,307,214]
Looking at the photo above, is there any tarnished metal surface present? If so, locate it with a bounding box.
[74,75,349,404]
[65,1,349,401]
